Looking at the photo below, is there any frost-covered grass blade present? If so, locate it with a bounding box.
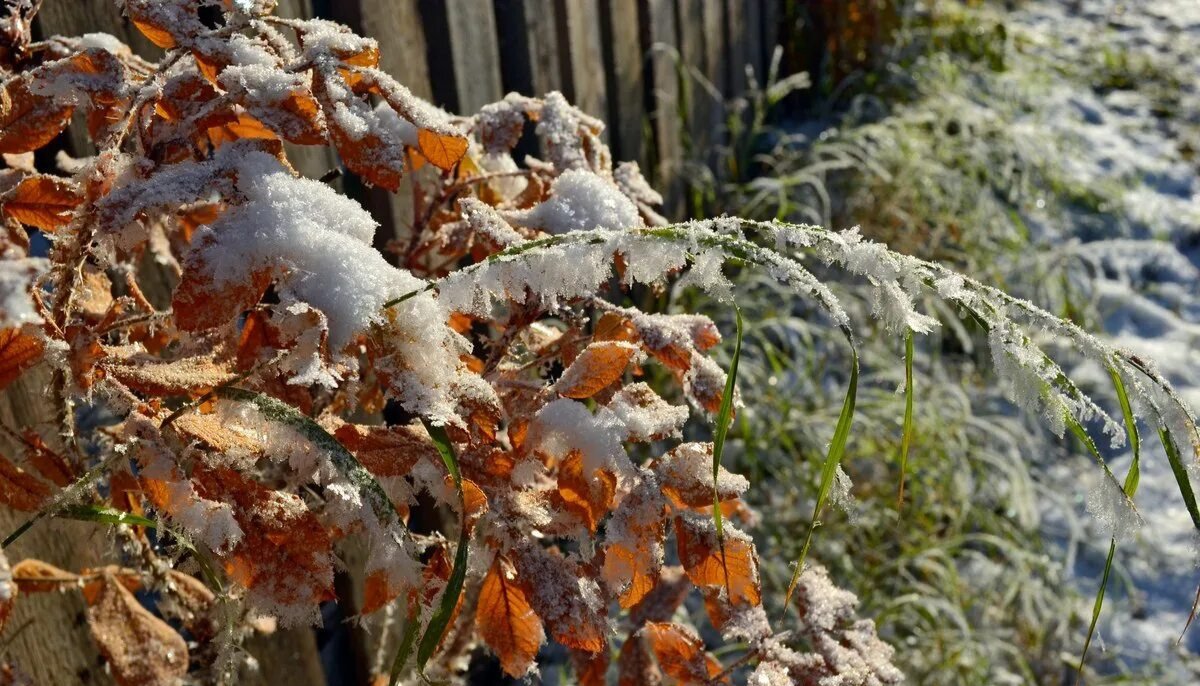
[415,420,469,672]
[783,331,859,612]
[712,305,743,540]
[896,331,915,510]
[61,504,156,529]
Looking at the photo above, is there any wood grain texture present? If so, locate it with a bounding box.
[558,0,609,121]
[442,0,504,113]
[599,0,644,163]
[643,0,683,216]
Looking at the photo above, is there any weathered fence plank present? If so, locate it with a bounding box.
[599,0,644,163]
[494,0,565,98]
[558,0,609,121]
[642,0,684,214]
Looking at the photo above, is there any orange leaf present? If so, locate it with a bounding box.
[105,354,235,397]
[207,112,279,147]
[84,571,189,686]
[0,328,43,391]
[602,541,658,609]
[656,443,747,509]
[555,451,615,532]
[130,17,177,49]
[193,464,336,613]
[616,631,660,686]
[594,312,636,343]
[476,557,545,677]
[1,175,82,231]
[333,423,437,478]
[0,451,51,512]
[601,480,667,608]
[554,341,639,399]
[513,544,607,653]
[0,80,74,154]
[639,622,724,685]
[571,646,610,686]
[361,568,404,615]
[11,558,78,592]
[417,128,468,172]
[674,515,761,608]
[22,431,74,487]
[172,245,272,332]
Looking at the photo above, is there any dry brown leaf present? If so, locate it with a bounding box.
[0,175,81,231]
[84,571,189,686]
[616,632,661,686]
[0,453,51,512]
[555,451,615,532]
[554,341,638,399]
[674,515,761,608]
[476,556,545,677]
[193,464,336,612]
[0,328,43,391]
[0,80,73,154]
[656,443,747,509]
[571,646,610,686]
[333,423,437,478]
[105,354,236,396]
[417,128,468,172]
[639,621,724,685]
[11,558,79,592]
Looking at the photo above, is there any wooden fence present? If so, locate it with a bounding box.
[6,2,782,684]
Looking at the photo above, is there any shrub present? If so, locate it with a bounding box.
[0,1,1195,684]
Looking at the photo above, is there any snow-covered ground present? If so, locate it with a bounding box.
[1000,0,1200,677]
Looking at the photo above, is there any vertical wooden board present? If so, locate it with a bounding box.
[762,0,782,75]
[558,0,608,121]
[724,0,747,95]
[444,0,505,114]
[675,0,710,159]
[599,0,643,163]
[494,0,565,98]
[701,0,726,96]
[358,0,433,100]
[643,0,683,216]
[33,0,162,58]
[743,0,764,85]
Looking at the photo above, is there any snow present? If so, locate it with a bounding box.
[0,258,47,326]
[189,149,402,346]
[509,169,641,235]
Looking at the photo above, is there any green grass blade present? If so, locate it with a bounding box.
[712,306,743,541]
[416,420,469,671]
[1068,380,1142,678]
[1109,364,1140,496]
[1159,427,1200,532]
[896,331,915,511]
[783,332,859,613]
[389,594,422,684]
[3,451,124,547]
[61,504,156,528]
[216,388,397,526]
[1079,538,1117,675]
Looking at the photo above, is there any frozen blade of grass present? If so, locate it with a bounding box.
[896,330,915,511]
[60,504,156,529]
[1109,364,1140,496]
[1079,539,1117,676]
[2,450,125,547]
[713,305,743,541]
[217,388,398,526]
[1159,427,1200,532]
[388,595,422,684]
[1073,380,1142,678]
[416,419,469,672]
[783,330,859,613]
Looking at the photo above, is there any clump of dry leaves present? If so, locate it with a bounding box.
[0,1,901,684]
